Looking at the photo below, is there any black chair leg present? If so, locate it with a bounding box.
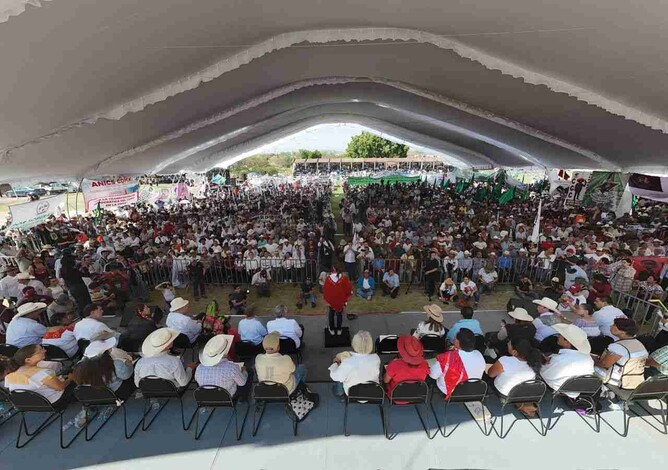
[180,397,197,431]
[235,402,250,440]
[84,406,114,442]
[600,402,631,437]
[124,403,143,439]
[194,406,214,440]
[251,401,266,436]
[414,403,436,439]
[16,411,60,449]
[285,404,298,436]
[343,401,350,436]
[141,398,170,431]
[379,405,387,436]
[627,400,668,435]
[60,410,89,449]
[384,405,393,440]
[0,406,18,426]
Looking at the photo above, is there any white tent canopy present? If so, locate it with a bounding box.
[2,0,668,182]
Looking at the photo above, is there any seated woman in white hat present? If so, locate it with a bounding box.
[195,335,252,399]
[413,304,447,339]
[72,337,135,400]
[134,328,197,389]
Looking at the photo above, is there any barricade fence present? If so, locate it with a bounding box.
[611,289,666,336]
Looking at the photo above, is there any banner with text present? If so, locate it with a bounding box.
[9,194,67,230]
[563,172,591,208]
[582,171,628,211]
[82,176,140,211]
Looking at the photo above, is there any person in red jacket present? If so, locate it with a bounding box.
[323,267,352,336]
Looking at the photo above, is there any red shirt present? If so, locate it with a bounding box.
[385,358,429,397]
[588,281,612,302]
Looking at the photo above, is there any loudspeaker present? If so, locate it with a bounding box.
[323,327,351,348]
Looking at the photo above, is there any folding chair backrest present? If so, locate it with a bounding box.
[139,376,179,399]
[194,385,234,407]
[278,338,298,354]
[557,375,602,397]
[253,381,290,403]
[0,343,18,357]
[10,389,55,412]
[420,334,446,354]
[172,333,192,349]
[43,344,70,361]
[391,381,429,404]
[629,375,668,401]
[375,335,399,355]
[449,379,487,403]
[0,386,11,403]
[505,379,546,404]
[235,340,261,358]
[474,336,486,354]
[74,385,118,406]
[347,382,385,404]
[77,339,90,353]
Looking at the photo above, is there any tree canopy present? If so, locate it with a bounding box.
[345,132,409,159]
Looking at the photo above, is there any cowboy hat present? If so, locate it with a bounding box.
[16,273,35,281]
[141,328,180,357]
[533,297,559,312]
[170,297,189,311]
[15,302,47,318]
[423,304,444,323]
[199,334,234,366]
[84,337,118,359]
[397,335,425,365]
[552,323,591,353]
[508,307,533,322]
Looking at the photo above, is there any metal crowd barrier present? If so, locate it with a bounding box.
[0,255,19,269]
[611,289,666,336]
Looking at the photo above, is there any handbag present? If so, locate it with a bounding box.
[289,387,319,421]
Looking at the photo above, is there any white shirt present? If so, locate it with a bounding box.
[267,317,303,348]
[460,280,477,294]
[541,349,595,398]
[166,311,202,343]
[593,305,627,340]
[413,321,446,339]
[429,349,485,395]
[478,269,498,284]
[73,317,115,341]
[0,275,20,299]
[329,352,381,393]
[134,353,192,388]
[42,329,79,357]
[494,356,537,396]
[6,317,47,347]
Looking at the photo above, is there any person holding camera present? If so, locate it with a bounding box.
[299,276,317,308]
[228,285,248,315]
[251,268,272,297]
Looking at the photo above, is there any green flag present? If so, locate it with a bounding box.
[499,186,515,205]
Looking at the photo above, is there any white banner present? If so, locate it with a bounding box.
[82,176,139,211]
[9,194,67,230]
[563,172,591,208]
[138,185,177,204]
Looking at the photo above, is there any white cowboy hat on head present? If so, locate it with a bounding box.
[170,297,189,311]
[84,337,118,358]
[553,323,591,353]
[16,273,35,281]
[199,334,234,366]
[533,297,559,312]
[15,302,47,318]
[508,307,533,322]
[142,328,180,357]
[423,304,444,323]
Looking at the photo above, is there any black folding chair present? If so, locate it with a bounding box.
[0,387,18,426]
[420,334,446,355]
[601,375,668,437]
[137,376,197,431]
[74,385,142,441]
[43,344,75,366]
[343,382,386,436]
[432,379,490,437]
[0,343,18,357]
[10,389,84,448]
[235,341,263,360]
[77,339,90,356]
[386,380,435,439]
[491,379,547,438]
[545,374,603,434]
[192,385,249,440]
[474,335,486,354]
[251,381,297,437]
[375,335,399,356]
[278,337,302,363]
[173,334,198,362]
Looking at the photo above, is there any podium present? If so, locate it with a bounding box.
[323,327,351,348]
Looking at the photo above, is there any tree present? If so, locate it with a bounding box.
[297,149,323,159]
[345,132,409,159]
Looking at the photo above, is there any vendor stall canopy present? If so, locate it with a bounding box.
[2,0,668,183]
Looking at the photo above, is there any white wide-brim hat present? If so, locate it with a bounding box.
[15,302,47,318]
[508,307,533,322]
[553,323,591,353]
[142,328,180,357]
[84,337,118,358]
[199,334,235,367]
[533,297,559,313]
[170,297,189,311]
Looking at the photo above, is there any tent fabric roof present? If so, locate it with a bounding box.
[2,0,668,182]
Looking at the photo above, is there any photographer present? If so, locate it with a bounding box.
[299,276,316,308]
[228,285,248,315]
[251,268,272,297]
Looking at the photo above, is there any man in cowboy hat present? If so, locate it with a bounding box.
[5,302,47,347]
[195,334,252,399]
[165,297,202,344]
[540,323,595,400]
[255,332,306,394]
[134,328,197,388]
[532,297,562,342]
[487,307,537,355]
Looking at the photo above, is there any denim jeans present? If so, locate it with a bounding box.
[294,364,307,386]
[332,382,345,397]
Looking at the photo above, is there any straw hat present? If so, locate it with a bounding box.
[397,335,425,365]
[533,297,559,312]
[508,307,533,322]
[552,323,591,354]
[141,328,180,357]
[199,334,234,366]
[15,302,47,318]
[170,297,189,311]
[423,304,444,323]
[90,291,107,303]
[262,331,281,350]
[84,337,117,359]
